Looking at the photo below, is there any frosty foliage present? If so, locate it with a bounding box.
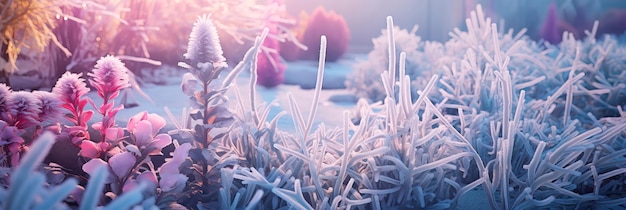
[345,4,626,209]
[346,26,423,102]
[0,132,147,210]
[201,4,626,210]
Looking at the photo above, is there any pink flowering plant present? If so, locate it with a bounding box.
[0,53,193,208]
[0,83,65,167]
[57,55,190,207]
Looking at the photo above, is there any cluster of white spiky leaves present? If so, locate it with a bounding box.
[0,132,149,210]
[212,16,485,209]
[400,4,626,209]
[211,4,626,210]
[346,26,424,102]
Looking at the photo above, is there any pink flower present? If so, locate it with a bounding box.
[52,72,90,106]
[127,112,171,155]
[52,72,92,127]
[78,140,101,158]
[89,56,130,101]
[33,91,63,123]
[6,91,41,129]
[185,15,226,66]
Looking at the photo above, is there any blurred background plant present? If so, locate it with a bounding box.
[0,0,72,87]
[299,6,350,62]
[2,0,302,91]
[280,6,350,62]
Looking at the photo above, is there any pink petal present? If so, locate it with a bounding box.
[80,110,94,125]
[79,141,100,158]
[146,113,166,135]
[108,104,124,118]
[82,158,108,176]
[108,152,136,178]
[132,120,153,147]
[104,127,124,143]
[99,102,113,115]
[127,111,148,131]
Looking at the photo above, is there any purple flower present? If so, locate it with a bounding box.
[185,14,226,66]
[89,55,130,101]
[6,91,41,129]
[33,91,63,123]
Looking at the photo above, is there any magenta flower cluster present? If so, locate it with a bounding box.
[0,83,63,166]
[1,55,185,207]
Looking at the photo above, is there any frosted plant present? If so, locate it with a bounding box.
[428,4,626,209]
[0,132,148,210]
[346,4,626,209]
[346,25,423,102]
[170,13,273,207]
[83,55,130,157]
[216,17,484,209]
[52,71,93,145]
[33,91,64,124]
[184,15,226,67]
[5,91,41,129]
[0,88,65,167]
